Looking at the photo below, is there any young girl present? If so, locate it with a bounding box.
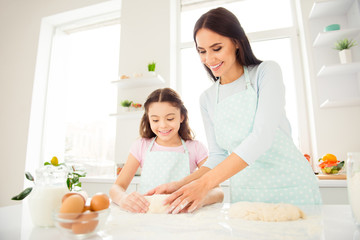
[109,88,224,213]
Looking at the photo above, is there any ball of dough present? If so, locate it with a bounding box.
[144,194,170,214]
[228,202,305,222]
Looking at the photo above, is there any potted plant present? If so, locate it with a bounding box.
[148,61,156,72]
[334,38,357,64]
[120,100,133,112]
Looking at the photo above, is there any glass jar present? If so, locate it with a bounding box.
[347,152,360,228]
[28,165,69,227]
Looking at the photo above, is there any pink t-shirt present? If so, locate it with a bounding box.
[129,137,208,173]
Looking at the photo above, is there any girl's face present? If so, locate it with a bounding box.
[148,102,184,146]
[195,28,242,84]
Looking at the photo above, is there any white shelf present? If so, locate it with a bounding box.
[320,98,360,108]
[309,0,354,19]
[313,28,360,47]
[112,73,165,89]
[317,61,360,76]
[110,110,144,119]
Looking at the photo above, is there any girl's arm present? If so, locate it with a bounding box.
[109,153,149,213]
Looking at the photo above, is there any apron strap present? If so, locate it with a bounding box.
[180,139,189,154]
[243,66,251,89]
[215,66,250,103]
[147,137,188,153]
[147,137,157,152]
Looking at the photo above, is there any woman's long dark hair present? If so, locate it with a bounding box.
[193,7,262,81]
[140,88,194,141]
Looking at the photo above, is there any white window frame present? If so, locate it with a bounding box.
[25,1,121,175]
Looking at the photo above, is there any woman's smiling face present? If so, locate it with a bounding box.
[195,28,242,84]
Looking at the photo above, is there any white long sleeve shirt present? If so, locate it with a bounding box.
[200,61,293,169]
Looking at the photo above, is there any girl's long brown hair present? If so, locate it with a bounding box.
[140,88,194,141]
[193,7,262,81]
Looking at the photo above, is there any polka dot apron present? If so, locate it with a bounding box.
[214,67,321,205]
[138,138,190,194]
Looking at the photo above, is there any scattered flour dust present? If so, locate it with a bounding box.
[228,202,305,222]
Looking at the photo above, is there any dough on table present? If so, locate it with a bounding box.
[228,202,305,222]
[144,194,170,214]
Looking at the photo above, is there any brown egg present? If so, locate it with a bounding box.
[72,211,99,234]
[90,193,110,211]
[82,205,91,212]
[62,192,87,204]
[60,195,85,219]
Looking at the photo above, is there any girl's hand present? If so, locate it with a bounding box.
[165,179,209,214]
[145,181,181,196]
[119,192,150,213]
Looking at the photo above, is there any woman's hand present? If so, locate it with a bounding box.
[145,181,181,196]
[118,192,149,213]
[165,178,210,214]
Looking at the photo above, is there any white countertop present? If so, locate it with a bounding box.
[80,176,347,187]
[1,201,358,240]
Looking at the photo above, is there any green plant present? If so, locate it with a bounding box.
[334,38,357,51]
[11,157,86,201]
[148,61,156,72]
[120,100,133,107]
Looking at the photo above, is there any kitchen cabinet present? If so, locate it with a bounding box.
[309,0,360,108]
[80,176,347,204]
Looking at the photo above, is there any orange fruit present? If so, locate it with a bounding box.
[322,153,337,163]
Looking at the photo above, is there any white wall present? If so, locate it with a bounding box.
[0,0,115,207]
[297,0,360,163]
[114,0,177,164]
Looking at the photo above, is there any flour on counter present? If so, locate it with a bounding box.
[228,202,305,222]
[145,194,170,214]
[107,203,321,240]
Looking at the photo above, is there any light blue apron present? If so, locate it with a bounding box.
[214,66,321,205]
[138,137,190,194]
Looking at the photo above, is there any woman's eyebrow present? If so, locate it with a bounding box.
[197,43,222,50]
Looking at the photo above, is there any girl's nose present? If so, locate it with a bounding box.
[159,119,167,127]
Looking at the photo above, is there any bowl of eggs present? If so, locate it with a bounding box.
[53,192,110,239]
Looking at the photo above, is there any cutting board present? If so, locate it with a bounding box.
[317,174,346,180]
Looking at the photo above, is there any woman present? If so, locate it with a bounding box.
[148,7,321,214]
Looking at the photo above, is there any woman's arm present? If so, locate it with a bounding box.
[109,153,149,213]
[189,158,224,210]
[167,152,248,214]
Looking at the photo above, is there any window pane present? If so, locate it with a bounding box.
[43,24,120,174]
[181,0,293,42]
[181,48,212,145]
[251,38,299,146]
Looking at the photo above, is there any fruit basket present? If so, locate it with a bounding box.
[318,153,344,175]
